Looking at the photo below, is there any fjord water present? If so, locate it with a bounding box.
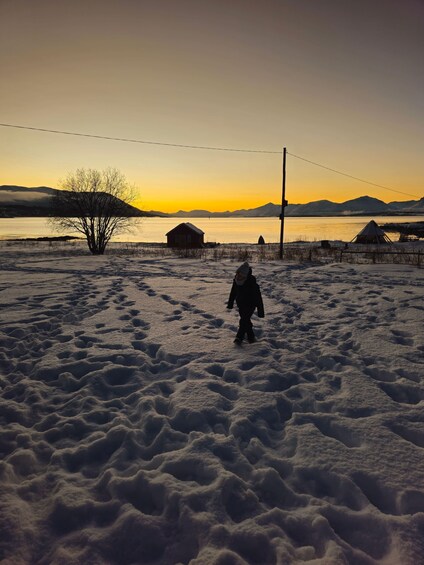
[1,216,423,243]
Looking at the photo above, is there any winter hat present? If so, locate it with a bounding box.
[236,262,250,277]
[235,262,250,285]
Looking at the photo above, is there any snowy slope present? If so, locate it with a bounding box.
[0,243,424,564]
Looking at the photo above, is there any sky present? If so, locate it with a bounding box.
[1,0,423,212]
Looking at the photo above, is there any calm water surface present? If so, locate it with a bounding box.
[1,216,423,244]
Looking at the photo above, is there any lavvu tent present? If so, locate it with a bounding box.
[351,220,392,244]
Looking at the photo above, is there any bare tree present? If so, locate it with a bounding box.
[49,168,140,254]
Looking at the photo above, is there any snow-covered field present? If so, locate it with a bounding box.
[1,242,424,565]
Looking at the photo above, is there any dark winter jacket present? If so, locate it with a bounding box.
[227,272,265,317]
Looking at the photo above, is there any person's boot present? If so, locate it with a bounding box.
[234,337,243,346]
[247,333,256,343]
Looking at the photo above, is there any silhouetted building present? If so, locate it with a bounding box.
[166,222,205,248]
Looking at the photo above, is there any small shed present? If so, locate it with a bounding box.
[166,222,205,248]
[351,220,392,244]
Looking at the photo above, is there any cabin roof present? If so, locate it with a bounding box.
[166,222,205,236]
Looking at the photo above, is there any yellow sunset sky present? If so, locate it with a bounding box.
[1,0,423,213]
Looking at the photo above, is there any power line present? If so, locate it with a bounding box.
[1,122,421,199]
[0,122,280,154]
[288,152,421,199]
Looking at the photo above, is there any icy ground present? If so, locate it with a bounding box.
[1,243,424,564]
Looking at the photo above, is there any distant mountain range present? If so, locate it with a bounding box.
[161,195,424,217]
[0,185,423,217]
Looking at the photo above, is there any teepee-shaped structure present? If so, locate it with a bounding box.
[351,220,392,244]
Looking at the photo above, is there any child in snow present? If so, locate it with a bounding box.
[227,262,264,344]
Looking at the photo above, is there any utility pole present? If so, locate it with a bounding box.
[279,147,288,259]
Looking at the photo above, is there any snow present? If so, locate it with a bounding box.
[1,241,424,565]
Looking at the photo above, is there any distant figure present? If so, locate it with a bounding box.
[258,235,265,245]
[227,262,264,345]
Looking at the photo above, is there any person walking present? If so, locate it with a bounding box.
[227,262,264,345]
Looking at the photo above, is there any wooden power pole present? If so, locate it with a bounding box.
[279,147,288,259]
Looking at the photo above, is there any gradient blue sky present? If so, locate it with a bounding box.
[1,0,423,211]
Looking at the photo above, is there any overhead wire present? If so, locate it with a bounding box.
[0,122,421,199]
[0,122,280,154]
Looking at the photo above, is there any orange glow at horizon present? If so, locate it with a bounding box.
[1,167,422,215]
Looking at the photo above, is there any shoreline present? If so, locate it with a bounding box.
[1,238,423,268]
